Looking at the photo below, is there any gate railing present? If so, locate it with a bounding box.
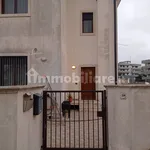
[43,90,108,150]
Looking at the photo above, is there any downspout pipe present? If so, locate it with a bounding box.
[114,0,118,85]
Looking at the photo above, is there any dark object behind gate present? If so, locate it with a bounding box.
[62,101,71,118]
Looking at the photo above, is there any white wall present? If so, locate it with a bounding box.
[0,0,61,90]
[61,0,116,90]
[66,0,97,90]
[0,93,17,150]
[16,87,43,150]
[106,85,150,150]
[0,85,44,150]
[0,0,116,90]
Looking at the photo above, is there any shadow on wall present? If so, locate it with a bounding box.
[0,85,44,150]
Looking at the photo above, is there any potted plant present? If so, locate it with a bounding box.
[68,94,73,103]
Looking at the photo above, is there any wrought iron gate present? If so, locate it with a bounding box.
[43,90,108,150]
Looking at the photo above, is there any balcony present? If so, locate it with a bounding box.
[118,66,129,70]
[118,70,130,74]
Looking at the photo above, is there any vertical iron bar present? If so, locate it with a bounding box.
[0,57,1,86]
[69,92,71,148]
[4,57,6,85]
[22,57,24,85]
[2,57,4,86]
[60,92,62,148]
[102,91,106,149]
[55,92,57,148]
[92,93,94,148]
[7,57,9,85]
[21,57,23,85]
[5,58,9,86]
[78,92,80,148]
[97,92,100,148]
[83,92,85,148]
[11,57,13,85]
[104,90,108,149]
[9,57,11,85]
[25,56,27,85]
[74,92,75,148]
[7,57,9,86]
[64,92,66,148]
[14,57,16,85]
[19,57,20,84]
[17,57,19,85]
[10,57,12,85]
[15,57,17,85]
[88,92,90,148]
[50,92,52,148]
[43,91,47,149]
[18,57,20,85]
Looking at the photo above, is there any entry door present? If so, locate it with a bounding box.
[81,67,96,100]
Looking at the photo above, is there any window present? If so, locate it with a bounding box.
[1,0,28,14]
[0,56,27,86]
[82,12,93,34]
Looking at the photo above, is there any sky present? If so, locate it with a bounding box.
[118,0,150,63]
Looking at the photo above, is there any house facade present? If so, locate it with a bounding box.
[0,0,120,90]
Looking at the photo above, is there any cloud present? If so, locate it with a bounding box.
[118,0,150,63]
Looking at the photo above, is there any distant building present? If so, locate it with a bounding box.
[141,59,150,82]
[118,61,141,83]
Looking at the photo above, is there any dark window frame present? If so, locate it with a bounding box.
[82,12,94,34]
[1,0,28,14]
[0,56,28,86]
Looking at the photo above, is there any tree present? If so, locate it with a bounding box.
[135,74,146,82]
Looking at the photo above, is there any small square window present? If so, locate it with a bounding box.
[1,0,28,14]
[82,12,93,34]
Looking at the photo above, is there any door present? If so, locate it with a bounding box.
[81,67,96,100]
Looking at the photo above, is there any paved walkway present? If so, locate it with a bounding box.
[46,101,103,148]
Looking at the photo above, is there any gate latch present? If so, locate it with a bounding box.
[97,111,104,117]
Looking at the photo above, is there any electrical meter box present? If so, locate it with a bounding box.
[33,93,43,115]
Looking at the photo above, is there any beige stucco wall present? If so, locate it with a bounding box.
[0,85,44,150]
[0,0,61,90]
[0,92,17,150]
[0,0,117,90]
[106,85,150,150]
[61,0,116,90]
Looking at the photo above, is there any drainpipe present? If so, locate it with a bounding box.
[114,0,118,85]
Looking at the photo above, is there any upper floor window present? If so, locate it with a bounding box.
[82,12,93,34]
[1,0,28,14]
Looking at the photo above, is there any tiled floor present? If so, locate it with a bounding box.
[46,103,103,148]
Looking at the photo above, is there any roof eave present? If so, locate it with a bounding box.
[117,0,121,7]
